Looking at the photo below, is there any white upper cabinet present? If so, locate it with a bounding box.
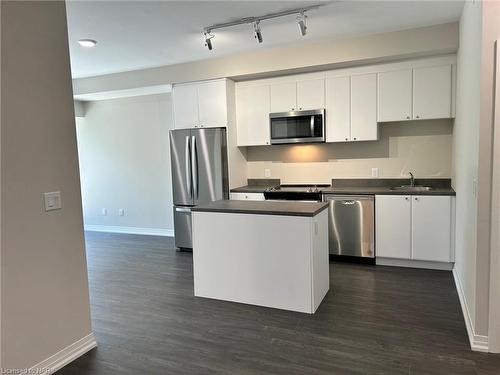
[326,76,350,142]
[350,73,378,141]
[376,195,412,259]
[413,64,452,120]
[197,80,228,127]
[377,69,413,122]
[173,79,228,129]
[172,84,199,129]
[270,78,325,113]
[236,84,271,146]
[411,195,452,262]
[270,82,297,112]
[296,79,325,110]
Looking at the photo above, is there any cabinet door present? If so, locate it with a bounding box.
[377,69,412,122]
[297,79,325,111]
[413,65,452,120]
[411,196,452,262]
[325,76,350,142]
[375,195,412,259]
[236,85,270,146]
[351,73,378,141]
[197,80,228,127]
[270,82,297,112]
[173,84,199,129]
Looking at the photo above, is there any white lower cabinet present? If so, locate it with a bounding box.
[411,195,452,262]
[375,195,412,259]
[376,195,453,264]
[229,192,265,201]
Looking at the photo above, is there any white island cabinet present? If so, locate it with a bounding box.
[192,200,330,314]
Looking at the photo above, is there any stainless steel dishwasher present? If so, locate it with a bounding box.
[322,194,375,261]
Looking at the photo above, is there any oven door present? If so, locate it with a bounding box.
[270,109,325,144]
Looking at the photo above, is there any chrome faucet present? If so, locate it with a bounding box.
[409,172,415,187]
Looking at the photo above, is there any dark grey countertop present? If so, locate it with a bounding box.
[321,186,456,196]
[322,178,455,196]
[230,186,274,193]
[230,178,280,193]
[191,200,329,217]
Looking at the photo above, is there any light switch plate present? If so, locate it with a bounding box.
[264,168,271,178]
[371,168,379,178]
[44,191,62,211]
[118,208,124,216]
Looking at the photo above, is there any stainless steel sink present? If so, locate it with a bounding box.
[390,185,432,191]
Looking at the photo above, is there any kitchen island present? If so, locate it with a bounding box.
[191,200,329,314]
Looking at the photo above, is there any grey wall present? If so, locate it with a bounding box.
[1,1,92,369]
[75,94,174,234]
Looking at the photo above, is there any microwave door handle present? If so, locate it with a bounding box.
[310,115,315,136]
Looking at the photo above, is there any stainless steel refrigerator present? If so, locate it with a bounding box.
[170,128,228,249]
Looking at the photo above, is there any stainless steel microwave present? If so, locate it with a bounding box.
[269,109,325,145]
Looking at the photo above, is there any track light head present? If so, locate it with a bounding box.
[297,12,307,36]
[204,31,214,51]
[253,21,263,43]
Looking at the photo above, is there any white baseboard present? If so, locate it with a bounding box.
[30,332,97,374]
[85,224,174,237]
[376,257,454,270]
[453,268,489,352]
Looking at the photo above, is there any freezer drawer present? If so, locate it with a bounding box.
[323,195,375,258]
[174,206,193,249]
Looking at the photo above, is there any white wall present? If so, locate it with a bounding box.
[76,94,174,235]
[452,0,500,351]
[247,120,453,183]
[452,0,482,340]
[1,1,93,370]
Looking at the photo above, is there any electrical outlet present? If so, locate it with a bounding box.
[264,168,271,178]
[371,168,379,178]
[118,208,124,216]
[102,208,107,216]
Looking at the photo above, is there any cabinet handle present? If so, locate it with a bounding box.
[299,107,302,110]
[345,138,348,141]
[406,116,410,120]
[414,197,419,201]
[266,142,269,145]
[353,137,357,141]
[291,108,295,111]
[405,197,409,201]
[416,115,420,119]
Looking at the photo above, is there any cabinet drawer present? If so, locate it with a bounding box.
[229,192,265,201]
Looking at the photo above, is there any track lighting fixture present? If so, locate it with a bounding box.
[253,21,263,43]
[202,4,321,51]
[297,12,307,36]
[204,31,214,51]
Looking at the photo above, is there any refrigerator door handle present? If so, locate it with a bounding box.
[185,136,192,199]
[191,135,198,199]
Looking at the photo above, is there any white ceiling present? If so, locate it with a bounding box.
[66,1,464,79]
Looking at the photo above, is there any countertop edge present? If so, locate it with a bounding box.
[191,203,328,217]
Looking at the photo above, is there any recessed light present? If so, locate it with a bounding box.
[78,39,97,48]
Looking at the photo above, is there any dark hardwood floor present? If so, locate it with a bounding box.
[58,232,500,374]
